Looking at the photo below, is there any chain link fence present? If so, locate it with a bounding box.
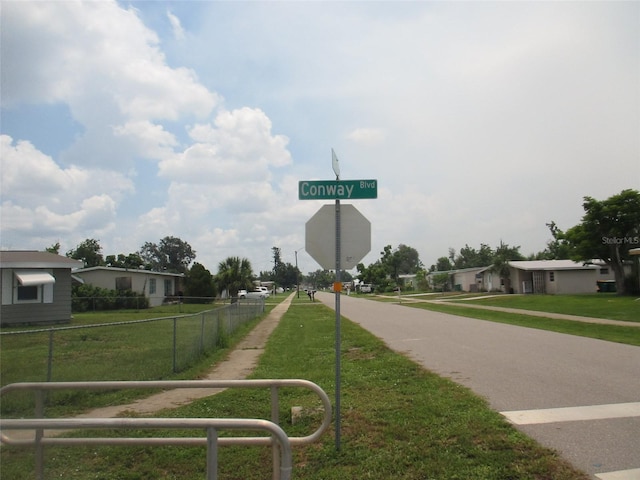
[0,300,265,417]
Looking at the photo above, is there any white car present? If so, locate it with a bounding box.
[237,289,247,299]
[360,284,373,293]
[256,286,270,297]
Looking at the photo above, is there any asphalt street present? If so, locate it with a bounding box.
[315,292,640,480]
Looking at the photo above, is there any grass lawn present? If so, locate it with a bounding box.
[444,293,640,322]
[1,297,589,479]
[0,296,286,418]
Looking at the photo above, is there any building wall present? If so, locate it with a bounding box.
[0,268,73,325]
[74,269,179,307]
[551,269,598,294]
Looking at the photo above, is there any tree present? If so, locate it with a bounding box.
[139,236,196,273]
[562,189,640,295]
[432,256,453,272]
[185,263,215,302]
[491,241,524,293]
[379,244,423,283]
[67,238,104,267]
[105,253,144,269]
[45,242,61,254]
[306,269,336,289]
[451,244,493,269]
[215,256,255,299]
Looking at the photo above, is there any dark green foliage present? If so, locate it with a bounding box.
[72,283,149,312]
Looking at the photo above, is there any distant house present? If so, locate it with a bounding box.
[0,250,83,326]
[428,260,612,295]
[503,260,599,294]
[72,266,184,307]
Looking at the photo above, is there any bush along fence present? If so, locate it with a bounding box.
[0,300,265,418]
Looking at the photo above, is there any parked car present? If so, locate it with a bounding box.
[360,284,373,293]
[256,286,270,297]
[238,289,248,299]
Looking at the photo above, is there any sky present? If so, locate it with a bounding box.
[1,1,639,276]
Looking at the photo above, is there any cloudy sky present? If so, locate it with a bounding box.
[1,1,638,276]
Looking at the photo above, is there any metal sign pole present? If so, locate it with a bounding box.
[335,182,342,451]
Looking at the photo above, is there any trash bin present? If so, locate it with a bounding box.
[597,280,616,293]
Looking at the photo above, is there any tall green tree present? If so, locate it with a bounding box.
[215,256,255,299]
[451,244,494,269]
[67,238,104,267]
[105,253,144,269]
[431,256,453,272]
[562,189,640,295]
[380,244,423,282]
[185,262,215,302]
[139,236,196,273]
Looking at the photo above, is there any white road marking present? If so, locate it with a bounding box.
[595,468,640,480]
[501,402,640,425]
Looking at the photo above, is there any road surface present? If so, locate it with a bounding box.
[316,292,640,480]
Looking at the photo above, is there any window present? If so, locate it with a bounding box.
[12,270,55,304]
[149,278,156,294]
[115,276,132,291]
[17,285,39,301]
[164,279,172,296]
[600,268,609,275]
[549,272,555,282]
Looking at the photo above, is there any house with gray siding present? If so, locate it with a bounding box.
[0,251,83,326]
[72,266,184,307]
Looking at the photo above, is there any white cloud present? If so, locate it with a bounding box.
[159,107,291,184]
[167,10,186,41]
[0,135,132,241]
[1,1,218,168]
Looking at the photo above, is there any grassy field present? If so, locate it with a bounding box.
[1,296,589,479]
[443,293,640,322]
[0,298,282,418]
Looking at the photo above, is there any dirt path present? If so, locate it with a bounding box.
[4,293,294,442]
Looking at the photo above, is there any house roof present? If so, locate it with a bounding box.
[507,260,597,271]
[73,266,184,278]
[0,250,83,269]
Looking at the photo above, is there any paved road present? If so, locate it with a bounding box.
[316,292,640,480]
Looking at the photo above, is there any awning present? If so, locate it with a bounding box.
[14,270,56,286]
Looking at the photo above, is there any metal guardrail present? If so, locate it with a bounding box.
[3,417,292,480]
[1,379,332,480]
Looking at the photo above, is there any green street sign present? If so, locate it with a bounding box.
[298,179,378,200]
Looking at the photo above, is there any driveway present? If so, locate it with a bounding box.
[316,292,640,480]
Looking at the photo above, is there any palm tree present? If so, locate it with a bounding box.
[216,256,255,300]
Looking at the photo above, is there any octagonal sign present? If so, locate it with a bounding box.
[305,204,371,270]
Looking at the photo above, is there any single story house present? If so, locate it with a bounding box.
[72,266,184,307]
[428,260,617,295]
[506,260,600,294]
[0,250,84,326]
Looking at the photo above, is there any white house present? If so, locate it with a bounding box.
[73,266,184,307]
[503,260,600,294]
[0,251,83,325]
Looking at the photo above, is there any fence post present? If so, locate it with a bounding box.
[200,313,206,353]
[206,427,218,480]
[35,389,45,480]
[47,329,54,383]
[172,317,178,373]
